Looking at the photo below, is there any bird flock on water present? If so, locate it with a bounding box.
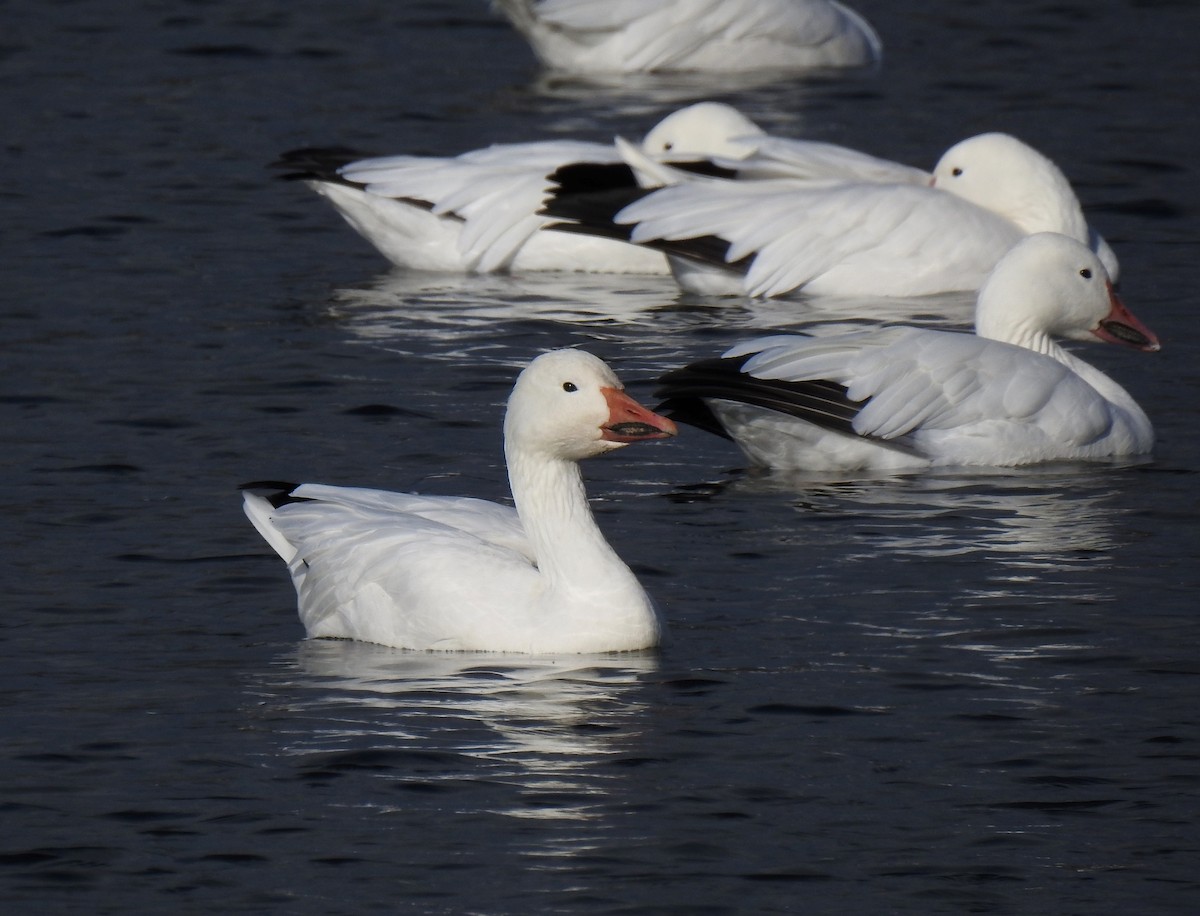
[244,0,1161,654]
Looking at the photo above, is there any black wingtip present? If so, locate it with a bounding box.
[654,397,734,441]
[654,356,865,439]
[540,164,749,271]
[672,160,740,180]
[239,481,311,508]
[269,146,376,183]
[539,162,648,242]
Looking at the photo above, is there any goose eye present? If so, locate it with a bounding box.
[562,382,578,392]
[951,167,964,177]
[1079,268,1093,279]
[662,141,673,151]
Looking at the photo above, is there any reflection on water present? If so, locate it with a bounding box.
[255,640,658,823]
[722,463,1137,570]
[326,270,683,347]
[526,68,839,111]
[679,464,1148,671]
[792,468,1125,566]
[324,267,978,362]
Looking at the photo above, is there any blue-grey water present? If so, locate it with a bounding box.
[3,1,1199,913]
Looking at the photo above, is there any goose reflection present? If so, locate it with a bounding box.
[685,464,1142,601]
[323,269,978,363]
[676,466,1149,676]
[257,640,658,822]
[325,269,682,350]
[526,67,859,108]
[794,469,1127,566]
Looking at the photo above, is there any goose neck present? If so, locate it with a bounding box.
[975,308,1066,361]
[506,445,628,589]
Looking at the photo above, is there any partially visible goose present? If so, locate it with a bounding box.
[274,102,764,275]
[491,0,882,73]
[654,234,1158,472]
[543,131,1119,297]
[243,350,676,653]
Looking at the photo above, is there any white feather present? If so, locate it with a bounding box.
[603,131,1117,297]
[294,103,769,275]
[244,350,677,653]
[664,234,1156,471]
[491,0,882,72]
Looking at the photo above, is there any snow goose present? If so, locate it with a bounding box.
[491,0,882,73]
[543,130,1119,297]
[243,349,676,653]
[653,234,1158,472]
[273,102,764,275]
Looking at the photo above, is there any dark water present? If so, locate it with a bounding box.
[3,1,1199,913]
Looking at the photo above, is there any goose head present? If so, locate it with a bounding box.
[641,102,766,161]
[930,133,1090,242]
[974,233,1159,353]
[505,349,677,462]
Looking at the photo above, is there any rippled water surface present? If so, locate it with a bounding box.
[3,1,1199,913]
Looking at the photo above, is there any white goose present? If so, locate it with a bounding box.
[544,130,1119,297]
[491,0,882,73]
[243,350,676,653]
[654,234,1158,472]
[274,102,764,275]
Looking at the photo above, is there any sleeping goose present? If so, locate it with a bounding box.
[490,0,882,73]
[654,234,1158,472]
[543,130,1119,297]
[273,102,764,275]
[243,349,676,653]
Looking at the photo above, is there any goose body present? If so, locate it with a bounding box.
[544,130,1118,297]
[491,0,882,73]
[244,350,676,653]
[275,103,765,275]
[655,234,1158,471]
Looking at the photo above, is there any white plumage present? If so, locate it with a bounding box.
[244,350,677,653]
[491,0,882,73]
[276,102,765,275]
[545,127,1118,297]
[654,234,1158,471]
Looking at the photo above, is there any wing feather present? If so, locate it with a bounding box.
[338,141,619,271]
[734,332,1118,446]
[728,135,930,184]
[618,180,1023,297]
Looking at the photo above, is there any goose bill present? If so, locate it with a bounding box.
[1093,287,1160,352]
[600,387,678,442]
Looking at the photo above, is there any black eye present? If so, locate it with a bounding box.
[951,167,963,177]
[562,382,578,392]
[1079,268,1093,279]
[663,141,673,151]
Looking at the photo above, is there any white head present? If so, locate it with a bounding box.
[504,349,677,462]
[931,133,1090,242]
[974,233,1158,353]
[641,102,767,161]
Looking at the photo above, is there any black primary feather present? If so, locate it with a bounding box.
[239,481,312,508]
[270,146,376,184]
[653,396,734,441]
[656,355,924,457]
[540,162,649,242]
[541,162,751,270]
[672,160,739,180]
[654,356,866,438]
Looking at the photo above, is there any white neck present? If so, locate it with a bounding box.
[505,444,646,602]
[977,313,1066,359]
